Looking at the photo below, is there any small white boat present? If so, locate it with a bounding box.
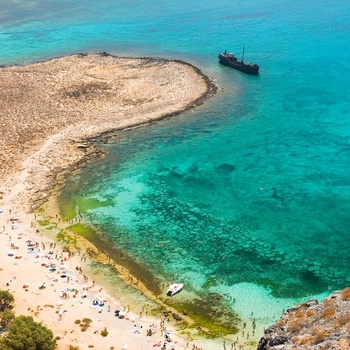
[166,283,183,297]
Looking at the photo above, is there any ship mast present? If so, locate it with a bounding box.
[241,45,245,63]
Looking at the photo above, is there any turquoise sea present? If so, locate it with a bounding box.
[2,0,350,340]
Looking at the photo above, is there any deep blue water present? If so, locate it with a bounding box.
[3,0,350,334]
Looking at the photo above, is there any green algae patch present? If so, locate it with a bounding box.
[75,196,114,215]
[58,198,76,222]
[56,231,66,241]
[66,223,96,240]
[57,195,114,222]
[202,277,219,289]
[165,296,240,337]
[37,219,56,229]
[57,230,77,245]
[37,219,52,226]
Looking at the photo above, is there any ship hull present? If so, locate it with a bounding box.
[218,53,259,75]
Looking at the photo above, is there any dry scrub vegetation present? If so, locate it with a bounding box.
[259,287,350,350]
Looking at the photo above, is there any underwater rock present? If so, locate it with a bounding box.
[172,313,182,321]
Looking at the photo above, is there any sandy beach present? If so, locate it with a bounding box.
[0,210,187,350]
[0,53,241,350]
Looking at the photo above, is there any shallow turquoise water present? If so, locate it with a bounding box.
[3,0,350,331]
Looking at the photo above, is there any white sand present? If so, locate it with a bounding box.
[0,207,195,349]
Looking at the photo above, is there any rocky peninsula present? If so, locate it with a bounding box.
[258,288,350,350]
[0,52,216,212]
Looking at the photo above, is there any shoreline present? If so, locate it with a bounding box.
[0,53,259,349]
[41,193,242,336]
[0,52,217,211]
[1,206,215,350]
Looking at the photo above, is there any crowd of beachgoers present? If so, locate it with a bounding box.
[0,206,213,349]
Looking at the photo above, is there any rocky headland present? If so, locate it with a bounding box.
[258,287,350,350]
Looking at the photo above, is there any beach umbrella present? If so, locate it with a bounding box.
[129,316,135,322]
[122,345,128,350]
[165,331,171,339]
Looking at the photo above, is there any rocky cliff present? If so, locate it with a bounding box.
[258,287,350,350]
